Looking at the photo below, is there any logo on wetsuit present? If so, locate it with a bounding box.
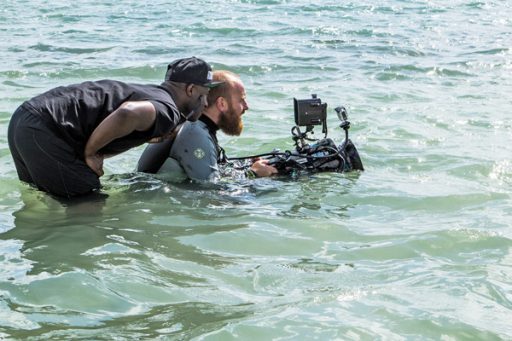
[193,148,205,159]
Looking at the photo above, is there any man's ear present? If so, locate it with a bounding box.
[216,97,228,112]
[185,84,194,97]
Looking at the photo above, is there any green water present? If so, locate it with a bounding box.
[1,0,511,339]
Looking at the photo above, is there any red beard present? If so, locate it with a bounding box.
[218,101,243,136]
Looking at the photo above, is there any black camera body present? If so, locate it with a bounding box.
[266,138,363,174]
[266,94,364,175]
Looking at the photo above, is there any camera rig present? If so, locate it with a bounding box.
[226,94,364,175]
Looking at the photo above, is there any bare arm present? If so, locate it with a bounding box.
[84,101,156,176]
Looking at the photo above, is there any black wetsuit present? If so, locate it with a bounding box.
[8,80,180,197]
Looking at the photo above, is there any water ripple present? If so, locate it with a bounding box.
[1,0,512,339]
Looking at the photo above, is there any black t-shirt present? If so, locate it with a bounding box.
[21,80,181,157]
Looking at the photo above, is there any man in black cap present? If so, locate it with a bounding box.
[8,56,220,198]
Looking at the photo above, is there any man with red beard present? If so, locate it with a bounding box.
[137,70,277,180]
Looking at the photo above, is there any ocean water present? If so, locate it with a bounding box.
[1,0,511,339]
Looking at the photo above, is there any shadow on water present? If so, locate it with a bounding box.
[0,173,266,278]
[0,175,264,336]
[273,171,362,219]
[0,171,364,338]
[0,173,292,338]
[0,188,109,275]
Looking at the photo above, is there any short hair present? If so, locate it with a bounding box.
[207,70,241,106]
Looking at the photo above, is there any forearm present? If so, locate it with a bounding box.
[85,102,156,157]
[85,110,135,157]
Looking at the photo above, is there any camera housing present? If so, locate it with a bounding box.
[293,94,327,127]
[228,94,364,175]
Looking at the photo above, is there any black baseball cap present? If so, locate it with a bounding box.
[165,57,222,88]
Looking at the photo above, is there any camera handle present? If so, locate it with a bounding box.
[291,125,317,151]
[335,106,351,147]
